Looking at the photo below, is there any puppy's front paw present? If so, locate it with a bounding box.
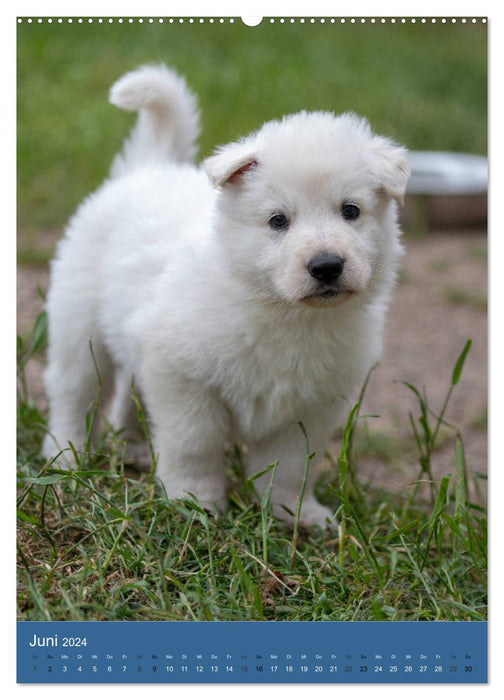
[273,497,336,529]
[298,498,337,529]
[157,471,228,513]
[41,434,79,470]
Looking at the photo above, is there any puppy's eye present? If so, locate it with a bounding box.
[341,204,360,221]
[268,213,289,230]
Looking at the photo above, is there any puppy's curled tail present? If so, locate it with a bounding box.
[109,64,200,177]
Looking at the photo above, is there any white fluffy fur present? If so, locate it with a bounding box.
[42,64,409,527]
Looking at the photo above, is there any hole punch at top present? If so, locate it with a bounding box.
[241,16,263,26]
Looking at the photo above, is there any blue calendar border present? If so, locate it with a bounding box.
[17,620,487,683]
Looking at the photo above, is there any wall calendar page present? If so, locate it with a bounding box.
[16,12,488,688]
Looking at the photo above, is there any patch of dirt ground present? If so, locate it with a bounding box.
[17,230,487,500]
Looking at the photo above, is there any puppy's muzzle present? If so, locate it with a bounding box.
[307,254,344,285]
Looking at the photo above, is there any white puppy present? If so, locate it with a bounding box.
[42,64,409,527]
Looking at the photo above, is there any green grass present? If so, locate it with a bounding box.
[441,284,487,310]
[17,19,487,263]
[17,324,487,622]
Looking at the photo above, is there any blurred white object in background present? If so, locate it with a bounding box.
[404,152,487,230]
[407,151,487,195]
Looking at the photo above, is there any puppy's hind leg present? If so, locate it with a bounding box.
[42,331,113,466]
[108,368,139,436]
[107,368,150,467]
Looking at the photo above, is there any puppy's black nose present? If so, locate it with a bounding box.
[307,254,345,284]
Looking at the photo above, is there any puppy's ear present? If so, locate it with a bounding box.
[204,142,258,187]
[369,137,410,205]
